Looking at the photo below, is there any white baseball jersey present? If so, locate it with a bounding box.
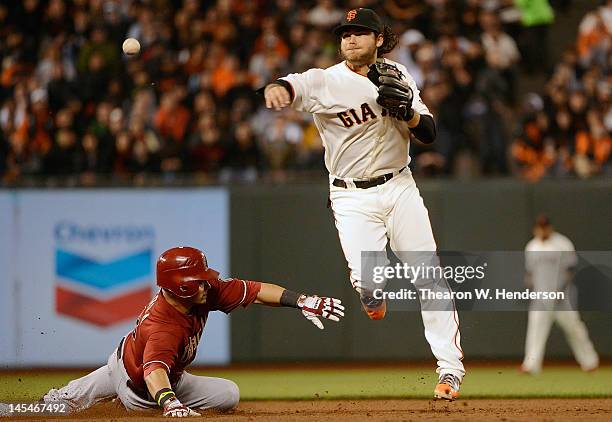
[522,232,598,373]
[525,232,578,291]
[281,58,431,179]
[281,57,465,380]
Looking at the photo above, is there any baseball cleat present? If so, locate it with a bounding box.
[360,295,386,320]
[434,373,461,401]
[519,365,538,375]
[42,388,60,402]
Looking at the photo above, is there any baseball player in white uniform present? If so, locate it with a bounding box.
[521,216,599,374]
[262,8,464,400]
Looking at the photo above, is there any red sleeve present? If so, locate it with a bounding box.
[142,331,182,379]
[209,278,262,314]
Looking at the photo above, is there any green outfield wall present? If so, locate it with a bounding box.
[229,179,612,362]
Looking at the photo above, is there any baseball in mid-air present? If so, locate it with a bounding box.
[122,38,140,55]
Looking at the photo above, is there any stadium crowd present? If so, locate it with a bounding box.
[0,0,609,184]
[511,1,611,180]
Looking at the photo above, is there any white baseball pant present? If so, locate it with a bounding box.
[329,168,465,379]
[522,310,599,373]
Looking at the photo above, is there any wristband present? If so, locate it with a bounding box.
[280,289,302,308]
[256,80,294,101]
[155,388,175,407]
[273,79,294,101]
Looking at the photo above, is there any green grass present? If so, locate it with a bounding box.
[1,366,611,401]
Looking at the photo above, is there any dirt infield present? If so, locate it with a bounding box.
[6,399,612,421]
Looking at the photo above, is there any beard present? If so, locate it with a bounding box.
[340,43,378,66]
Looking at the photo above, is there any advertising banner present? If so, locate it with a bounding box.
[6,189,229,367]
[0,192,15,366]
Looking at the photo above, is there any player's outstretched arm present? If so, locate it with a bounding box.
[254,283,345,330]
[145,369,200,418]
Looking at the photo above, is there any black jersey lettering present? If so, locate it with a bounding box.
[337,111,354,127]
[361,103,377,122]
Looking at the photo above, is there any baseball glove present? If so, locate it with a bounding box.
[367,61,414,119]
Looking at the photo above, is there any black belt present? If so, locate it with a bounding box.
[332,167,405,189]
[117,337,125,360]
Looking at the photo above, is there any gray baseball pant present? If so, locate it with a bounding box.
[43,337,239,413]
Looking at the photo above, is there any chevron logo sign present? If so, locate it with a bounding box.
[55,246,153,327]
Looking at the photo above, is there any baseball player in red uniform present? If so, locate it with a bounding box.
[42,246,344,416]
[262,8,464,400]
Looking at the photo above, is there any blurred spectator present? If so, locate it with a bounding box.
[512,103,556,182]
[307,0,344,28]
[234,9,259,66]
[11,0,43,64]
[79,131,109,175]
[44,105,74,175]
[383,0,431,36]
[128,117,160,160]
[221,121,262,182]
[472,86,511,175]
[260,114,303,175]
[44,127,79,175]
[88,102,114,164]
[131,137,160,174]
[212,55,240,98]
[46,62,77,112]
[429,71,472,175]
[514,0,555,73]
[154,88,191,173]
[154,90,190,143]
[574,108,611,178]
[77,26,120,74]
[389,29,425,87]
[188,115,226,174]
[296,121,325,172]
[249,16,290,87]
[274,0,301,33]
[223,71,258,120]
[479,9,520,103]
[78,51,111,104]
[14,88,54,174]
[576,0,612,68]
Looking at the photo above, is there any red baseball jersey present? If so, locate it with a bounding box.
[121,278,261,391]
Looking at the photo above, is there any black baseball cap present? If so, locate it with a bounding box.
[333,8,383,37]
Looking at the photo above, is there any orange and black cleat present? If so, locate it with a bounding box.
[434,373,461,401]
[359,295,386,320]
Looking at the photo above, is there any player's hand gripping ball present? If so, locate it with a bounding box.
[298,295,344,330]
[122,38,140,55]
[367,62,414,120]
